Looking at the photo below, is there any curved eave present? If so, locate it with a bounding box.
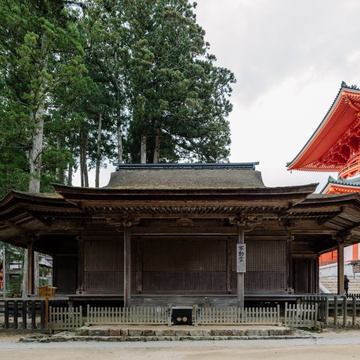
[293,192,360,207]
[0,190,83,222]
[53,183,318,209]
[321,183,360,195]
[287,86,360,171]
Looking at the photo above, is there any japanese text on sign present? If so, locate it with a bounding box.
[236,244,246,273]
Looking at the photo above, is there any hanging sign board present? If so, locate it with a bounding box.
[236,244,246,273]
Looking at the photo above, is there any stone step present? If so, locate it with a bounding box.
[19,325,314,342]
[76,325,294,338]
[320,277,360,294]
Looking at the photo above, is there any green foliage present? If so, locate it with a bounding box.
[0,0,236,195]
[0,0,86,193]
[1,243,24,297]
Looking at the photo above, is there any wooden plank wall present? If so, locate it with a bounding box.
[84,239,124,293]
[82,237,287,294]
[244,240,287,291]
[142,238,227,292]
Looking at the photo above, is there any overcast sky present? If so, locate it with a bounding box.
[83,1,360,191]
[193,0,360,192]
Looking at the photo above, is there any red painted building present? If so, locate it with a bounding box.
[287,83,360,265]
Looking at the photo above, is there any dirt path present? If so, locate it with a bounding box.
[1,329,360,360]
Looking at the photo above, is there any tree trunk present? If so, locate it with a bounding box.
[153,128,161,163]
[117,108,123,164]
[28,106,45,193]
[26,33,48,296]
[29,33,47,193]
[67,134,74,186]
[140,135,147,163]
[57,134,65,184]
[80,142,89,187]
[95,114,102,188]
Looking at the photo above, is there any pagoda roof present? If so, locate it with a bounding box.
[321,175,360,194]
[287,83,360,176]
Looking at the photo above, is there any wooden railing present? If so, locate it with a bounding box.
[47,304,317,330]
[284,303,318,328]
[49,306,83,331]
[301,295,360,327]
[1,298,348,331]
[86,305,171,326]
[194,305,281,325]
[0,299,45,330]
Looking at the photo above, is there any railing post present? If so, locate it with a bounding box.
[49,305,52,332]
[334,297,338,326]
[4,300,9,329]
[39,300,45,329]
[352,296,356,326]
[324,297,329,326]
[13,300,18,329]
[314,303,319,328]
[22,300,27,329]
[193,305,198,326]
[277,304,280,326]
[342,296,347,327]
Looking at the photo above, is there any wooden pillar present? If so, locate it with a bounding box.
[136,238,143,294]
[237,225,245,308]
[226,238,232,293]
[77,237,84,294]
[27,242,35,295]
[337,241,345,295]
[124,225,132,307]
[286,235,293,292]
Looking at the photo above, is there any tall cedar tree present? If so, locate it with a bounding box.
[0,0,86,194]
[82,0,235,164]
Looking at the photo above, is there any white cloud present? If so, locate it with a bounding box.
[77,1,360,191]
[193,0,360,191]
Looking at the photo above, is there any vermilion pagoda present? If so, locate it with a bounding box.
[287,83,360,193]
[288,83,360,266]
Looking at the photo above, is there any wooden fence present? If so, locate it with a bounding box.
[194,305,281,325]
[47,304,317,330]
[49,306,83,331]
[0,299,45,330]
[284,303,318,328]
[86,305,171,326]
[1,298,348,331]
[301,295,360,327]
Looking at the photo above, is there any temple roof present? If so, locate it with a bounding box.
[106,163,266,189]
[2,163,360,255]
[287,83,360,178]
[321,175,360,194]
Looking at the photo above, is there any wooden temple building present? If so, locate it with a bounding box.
[1,162,360,306]
[287,83,360,274]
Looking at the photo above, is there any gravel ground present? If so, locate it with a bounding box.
[1,328,360,360]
